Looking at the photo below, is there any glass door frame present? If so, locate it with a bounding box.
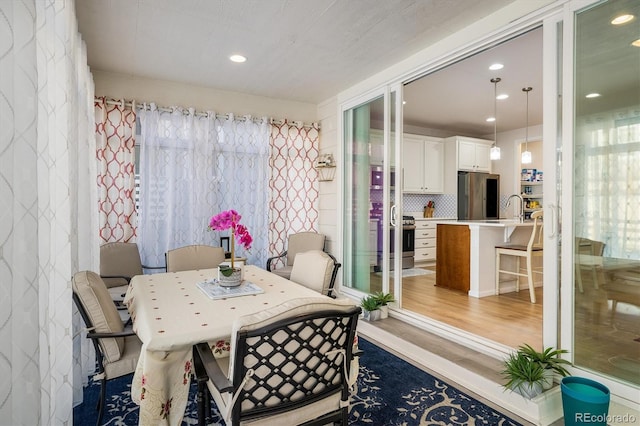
[336,0,638,406]
[338,85,404,302]
[559,0,639,402]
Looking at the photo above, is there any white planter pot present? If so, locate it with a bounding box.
[218,267,243,287]
[515,381,543,399]
[542,369,554,390]
[379,305,389,319]
[365,309,382,321]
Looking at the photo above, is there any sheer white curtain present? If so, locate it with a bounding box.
[575,110,640,258]
[138,106,270,268]
[0,0,97,423]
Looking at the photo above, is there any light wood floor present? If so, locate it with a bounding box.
[371,265,543,349]
[370,264,640,385]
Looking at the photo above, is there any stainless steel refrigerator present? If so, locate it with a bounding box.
[457,171,500,220]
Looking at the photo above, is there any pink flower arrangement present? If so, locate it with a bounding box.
[208,209,252,269]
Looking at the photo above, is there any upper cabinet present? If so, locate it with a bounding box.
[369,129,395,166]
[447,136,492,173]
[402,134,444,193]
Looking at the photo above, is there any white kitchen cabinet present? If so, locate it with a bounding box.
[414,220,437,263]
[369,129,395,166]
[402,134,444,193]
[454,137,492,172]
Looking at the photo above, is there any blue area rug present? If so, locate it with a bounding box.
[74,338,521,425]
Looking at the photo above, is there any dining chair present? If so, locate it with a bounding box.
[266,232,326,280]
[192,298,361,426]
[495,209,543,303]
[100,242,165,301]
[575,237,605,293]
[289,250,341,298]
[72,270,142,426]
[166,244,226,272]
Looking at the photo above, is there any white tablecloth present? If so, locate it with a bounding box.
[124,265,330,425]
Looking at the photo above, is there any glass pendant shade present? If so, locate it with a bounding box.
[490,77,501,160]
[521,150,532,164]
[490,145,501,160]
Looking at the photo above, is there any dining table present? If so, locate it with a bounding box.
[123,264,338,425]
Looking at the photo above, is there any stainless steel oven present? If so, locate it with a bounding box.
[378,216,415,271]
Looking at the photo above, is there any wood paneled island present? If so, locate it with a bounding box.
[436,224,471,292]
[435,220,536,297]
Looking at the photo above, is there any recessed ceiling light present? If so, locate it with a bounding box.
[632,38,640,47]
[486,117,496,122]
[586,93,601,98]
[496,94,509,100]
[402,100,407,105]
[229,54,247,63]
[489,63,504,70]
[611,14,634,25]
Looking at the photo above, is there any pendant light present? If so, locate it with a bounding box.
[490,78,501,160]
[521,87,533,164]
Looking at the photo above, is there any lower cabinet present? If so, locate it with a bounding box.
[369,220,378,266]
[414,220,436,263]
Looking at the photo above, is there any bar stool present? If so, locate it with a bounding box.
[495,210,543,303]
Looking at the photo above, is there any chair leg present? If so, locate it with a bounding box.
[196,379,207,426]
[97,377,106,426]
[575,263,584,293]
[526,255,536,304]
[515,257,521,292]
[495,251,501,295]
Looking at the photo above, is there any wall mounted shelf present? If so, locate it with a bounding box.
[315,165,336,182]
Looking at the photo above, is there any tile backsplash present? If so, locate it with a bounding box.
[403,193,456,217]
[370,192,516,218]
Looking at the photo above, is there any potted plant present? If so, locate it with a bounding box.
[517,344,572,390]
[501,351,546,398]
[372,291,395,319]
[208,209,253,287]
[360,296,382,321]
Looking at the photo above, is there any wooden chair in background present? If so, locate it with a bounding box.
[495,210,544,303]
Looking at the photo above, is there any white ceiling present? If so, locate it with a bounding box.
[76,0,514,103]
[75,0,639,137]
[403,28,543,136]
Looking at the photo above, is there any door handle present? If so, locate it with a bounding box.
[547,203,558,238]
[390,204,397,227]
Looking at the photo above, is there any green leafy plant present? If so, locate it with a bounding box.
[501,351,545,397]
[517,344,572,377]
[218,265,235,277]
[360,295,381,312]
[372,291,395,306]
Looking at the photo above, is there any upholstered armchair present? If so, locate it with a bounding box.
[72,270,142,426]
[165,245,226,272]
[99,242,165,301]
[266,232,326,280]
[290,250,341,298]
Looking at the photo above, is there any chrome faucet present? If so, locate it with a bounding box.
[507,194,524,222]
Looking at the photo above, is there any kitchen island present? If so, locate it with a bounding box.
[436,219,536,298]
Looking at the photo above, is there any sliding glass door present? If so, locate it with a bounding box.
[563,0,640,387]
[342,88,403,299]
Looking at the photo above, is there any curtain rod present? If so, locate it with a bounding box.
[95,97,319,129]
